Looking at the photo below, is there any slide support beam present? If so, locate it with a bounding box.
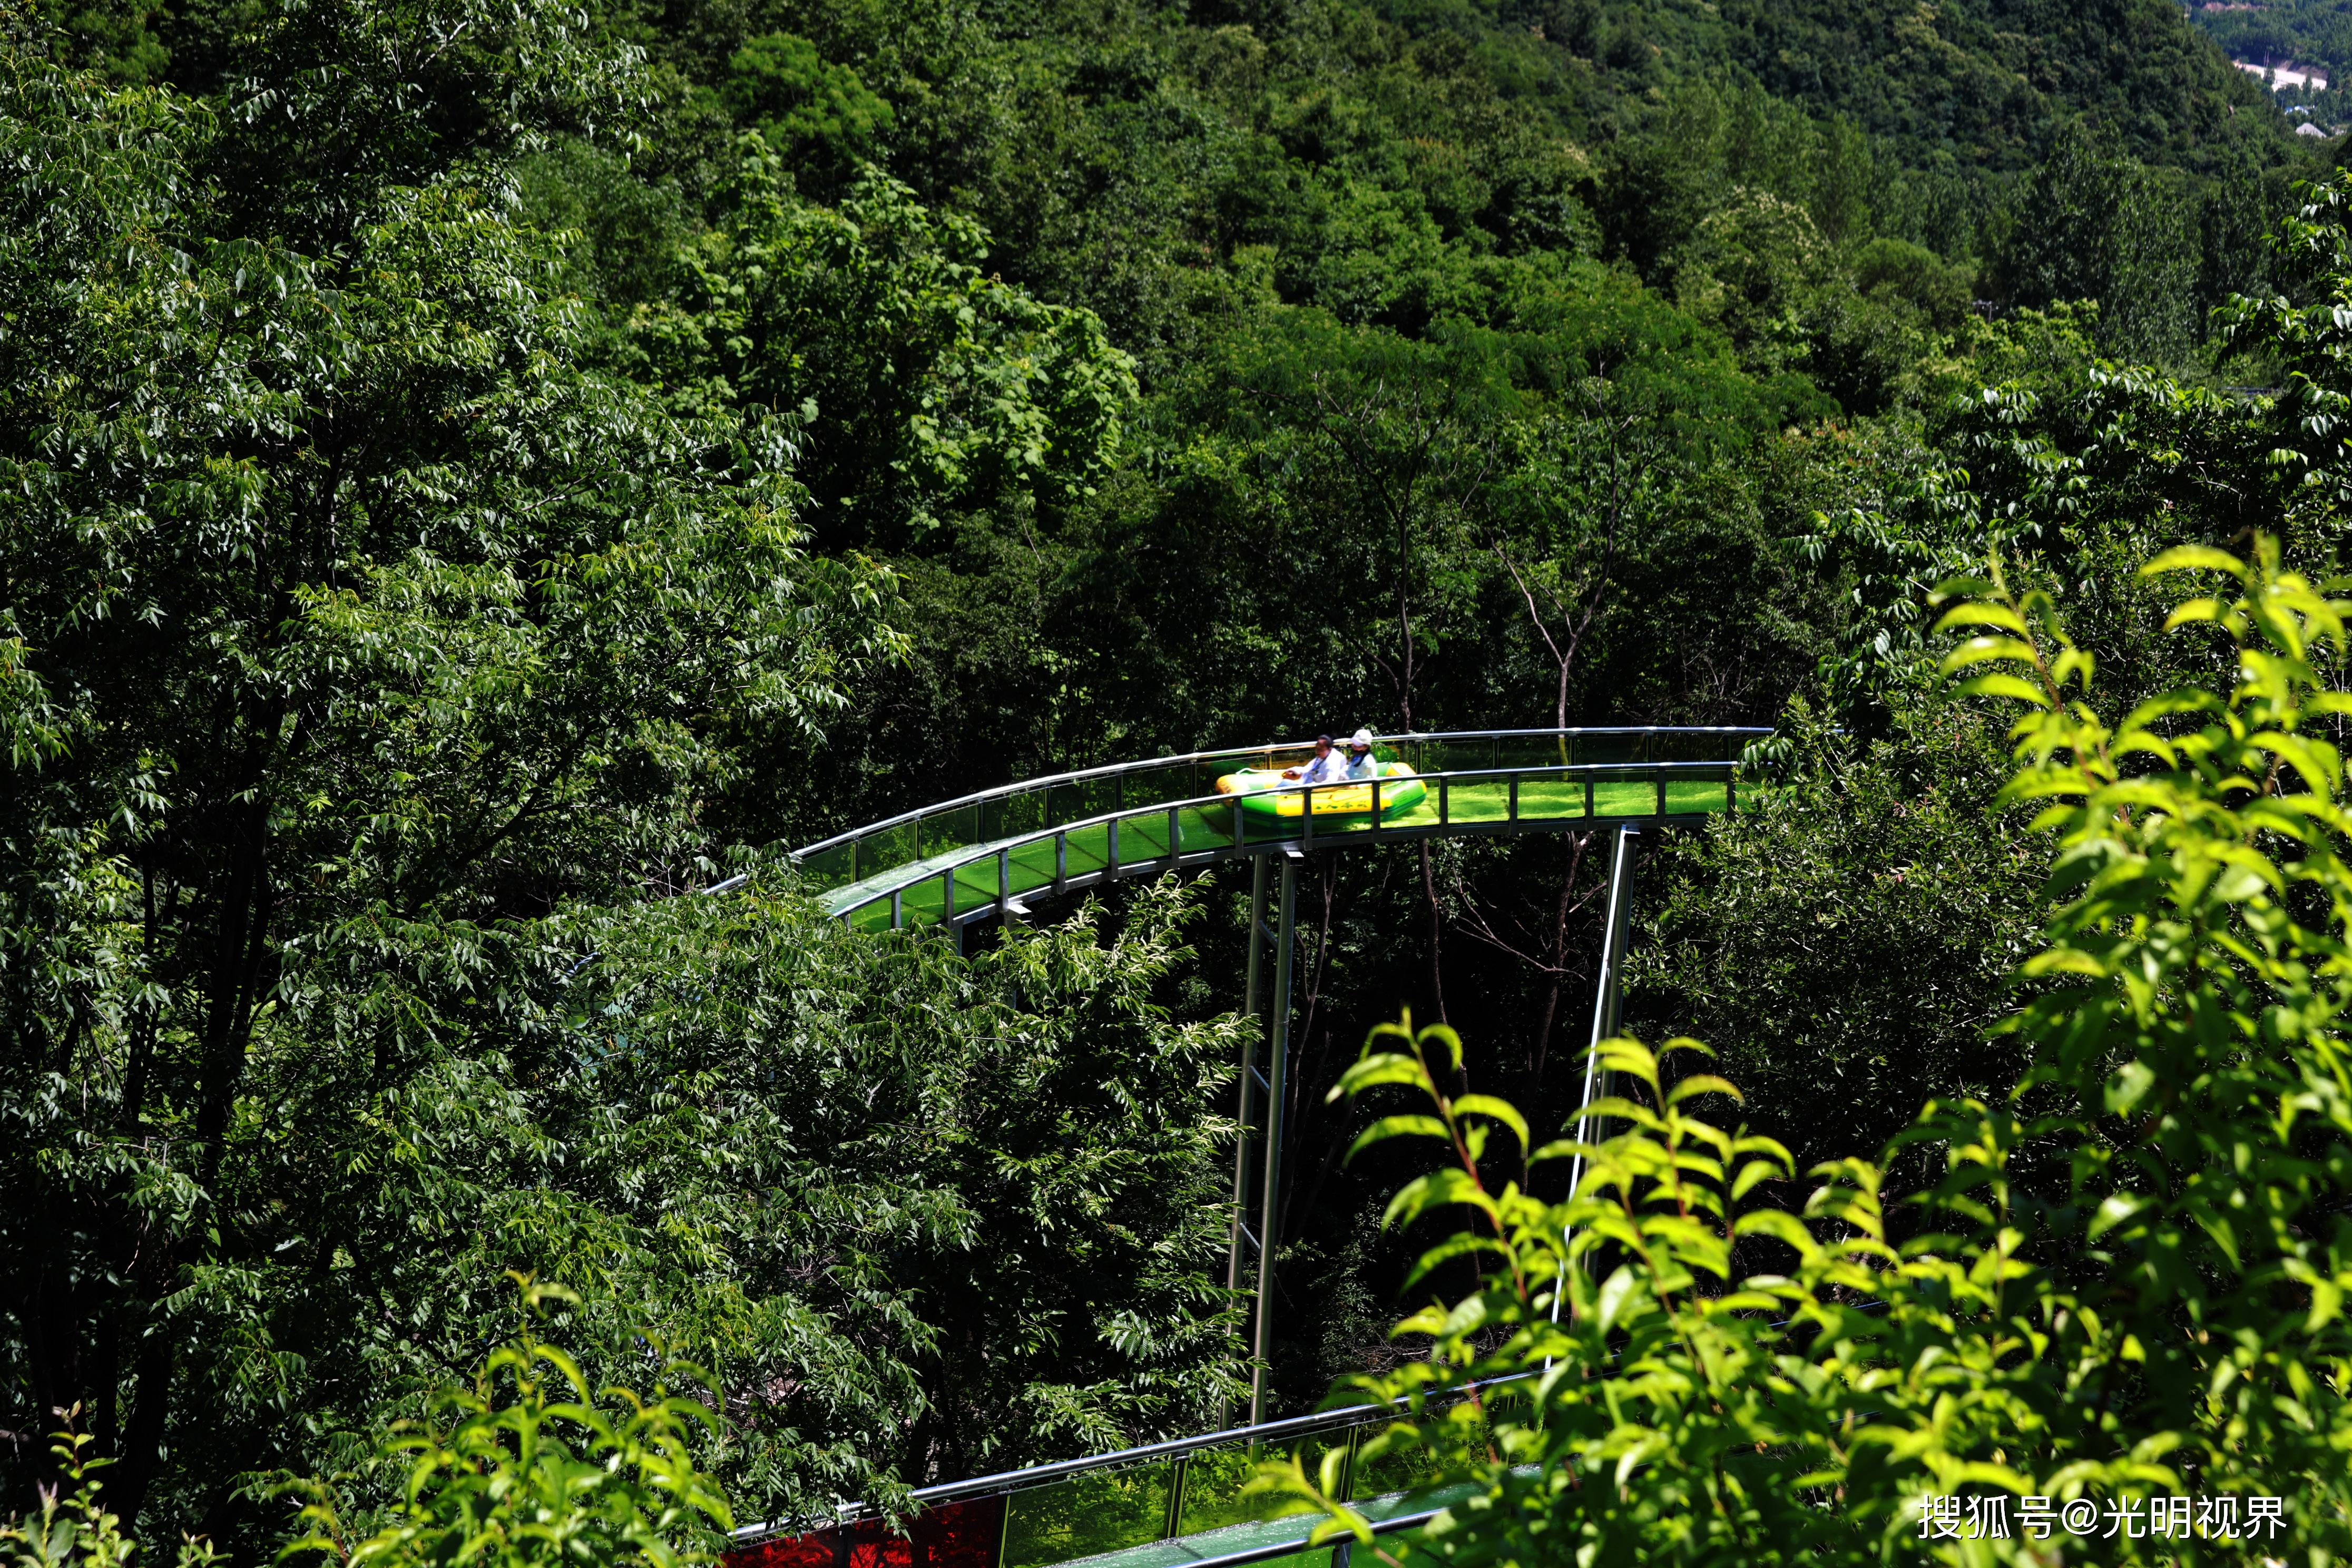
[1553,825,1638,1322]
[1222,858,1271,1428]
[1249,856,1300,1426]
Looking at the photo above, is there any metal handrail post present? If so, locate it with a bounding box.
[1250,857,1299,1425]
[1163,1455,1190,1540]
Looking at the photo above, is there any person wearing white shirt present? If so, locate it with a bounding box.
[1342,727,1380,780]
[1283,734,1346,784]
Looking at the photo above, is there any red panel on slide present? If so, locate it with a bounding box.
[728,1496,1007,1568]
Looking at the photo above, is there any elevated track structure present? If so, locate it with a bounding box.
[750,727,1763,1568]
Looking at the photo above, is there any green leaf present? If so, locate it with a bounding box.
[1932,602,2030,635]
[1938,635,2039,672]
[1591,1264,1640,1334]
[1346,1114,1455,1163]
[1954,672,2053,707]
[1331,1053,1430,1101]
[1664,1074,1742,1108]
[1451,1094,1530,1153]
[2087,1192,2147,1242]
[2162,596,2222,629]
[2141,545,2246,578]
[2103,1060,2156,1116]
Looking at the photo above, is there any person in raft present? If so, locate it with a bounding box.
[1283,734,1348,785]
[1342,727,1379,779]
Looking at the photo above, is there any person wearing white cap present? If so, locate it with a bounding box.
[1344,727,1380,780]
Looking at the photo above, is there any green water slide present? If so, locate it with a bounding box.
[791,728,1766,934]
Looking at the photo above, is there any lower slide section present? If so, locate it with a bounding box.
[723,1482,1469,1568]
[728,1496,1006,1568]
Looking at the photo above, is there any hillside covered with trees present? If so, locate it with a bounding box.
[7,0,2352,1560]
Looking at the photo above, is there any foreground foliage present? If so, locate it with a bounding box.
[285,1281,730,1568]
[0,1421,220,1568]
[1286,538,2352,1561]
[0,1279,734,1568]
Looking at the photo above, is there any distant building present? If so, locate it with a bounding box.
[2298,120,2331,137]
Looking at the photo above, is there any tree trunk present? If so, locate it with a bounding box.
[1529,832,1591,1091]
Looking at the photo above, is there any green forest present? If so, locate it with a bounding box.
[8,0,2352,1560]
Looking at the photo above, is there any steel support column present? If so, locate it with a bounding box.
[1219,857,1271,1430]
[1553,824,1638,1323]
[1226,858,1270,1296]
[1589,824,1639,1051]
[1249,855,1300,1425]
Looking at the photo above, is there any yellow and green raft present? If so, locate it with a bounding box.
[1214,761,1427,821]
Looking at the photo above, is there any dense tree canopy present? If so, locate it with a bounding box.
[5,0,2350,1556]
[0,8,1231,1549]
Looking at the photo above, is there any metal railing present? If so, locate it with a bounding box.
[728,1376,1530,1562]
[793,728,1767,932]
